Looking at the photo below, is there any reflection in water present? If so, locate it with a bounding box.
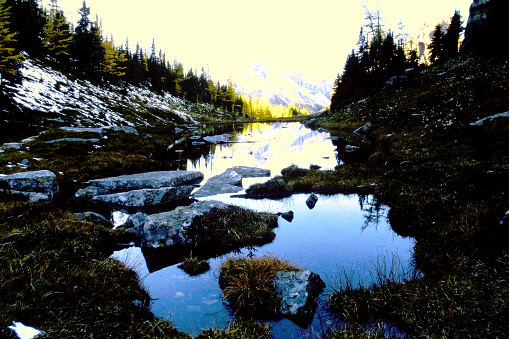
[112,193,415,338]
[111,122,415,338]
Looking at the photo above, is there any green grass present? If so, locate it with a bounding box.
[0,202,189,338]
[196,320,271,339]
[218,256,299,318]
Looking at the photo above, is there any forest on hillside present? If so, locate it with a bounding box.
[0,0,245,113]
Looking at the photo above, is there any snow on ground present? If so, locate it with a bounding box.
[10,58,201,127]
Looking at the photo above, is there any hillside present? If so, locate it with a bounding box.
[0,57,232,143]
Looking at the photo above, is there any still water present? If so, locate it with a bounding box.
[112,122,415,337]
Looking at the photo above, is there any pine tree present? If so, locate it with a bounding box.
[42,0,73,63]
[70,1,104,76]
[429,23,445,64]
[101,35,126,82]
[0,0,23,79]
[443,10,463,61]
[4,0,44,56]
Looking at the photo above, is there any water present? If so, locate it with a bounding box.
[111,122,415,337]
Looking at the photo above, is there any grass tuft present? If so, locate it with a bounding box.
[218,256,299,318]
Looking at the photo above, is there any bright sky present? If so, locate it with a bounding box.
[43,0,473,82]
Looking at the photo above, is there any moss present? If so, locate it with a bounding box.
[218,256,299,318]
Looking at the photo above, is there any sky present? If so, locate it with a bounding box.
[42,0,473,82]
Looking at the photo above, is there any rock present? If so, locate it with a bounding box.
[1,142,23,150]
[306,193,318,209]
[60,127,106,136]
[345,145,360,152]
[74,185,110,200]
[46,138,101,144]
[125,212,149,237]
[353,122,371,135]
[280,211,294,223]
[386,75,408,86]
[231,166,271,178]
[273,270,325,327]
[501,210,509,227]
[203,134,233,143]
[106,126,139,135]
[20,159,31,167]
[0,170,59,199]
[470,111,509,126]
[87,170,204,192]
[92,185,194,208]
[141,200,227,248]
[193,168,244,198]
[462,0,506,56]
[74,211,112,227]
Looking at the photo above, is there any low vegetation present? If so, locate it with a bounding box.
[218,256,298,318]
[186,206,278,256]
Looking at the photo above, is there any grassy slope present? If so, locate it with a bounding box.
[318,55,509,337]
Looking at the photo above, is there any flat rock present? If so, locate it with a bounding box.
[74,211,112,227]
[232,166,271,178]
[46,138,101,144]
[141,200,227,248]
[193,168,244,198]
[60,127,106,136]
[470,111,509,126]
[203,134,233,143]
[92,185,194,207]
[0,170,59,196]
[87,170,204,192]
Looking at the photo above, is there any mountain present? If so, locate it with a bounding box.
[232,60,333,113]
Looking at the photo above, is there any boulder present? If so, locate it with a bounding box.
[273,270,325,327]
[87,170,204,192]
[92,185,194,208]
[141,200,227,248]
[306,193,318,209]
[279,211,294,223]
[60,127,106,136]
[74,185,110,200]
[203,134,233,143]
[46,138,101,144]
[125,212,149,237]
[74,211,112,227]
[232,166,271,178]
[193,168,244,198]
[353,122,371,135]
[0,170,59,199]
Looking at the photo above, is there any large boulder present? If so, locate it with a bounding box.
[87,170,204,192]
[273,270,325,327]
[193,168,244,198]
[141,200,227,248]
[92,185,195,208]
[0,170,59,201]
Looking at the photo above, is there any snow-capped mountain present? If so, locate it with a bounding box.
[233,60,333,113]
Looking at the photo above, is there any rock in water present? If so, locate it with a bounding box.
[280,211,294,223]
[141,200,227,248]
[92,185,194,208]
[306,193,318,209]
[87,170,204,192]
[273,270,325,327]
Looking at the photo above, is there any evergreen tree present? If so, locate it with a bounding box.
[5,0,44,56]
[330,51,362,110]
[0,0,22,79]
[443,10,463,61]
[42,0,72,63]
[101,35,126,82]
[429,23,445,64]
[71,1,104,76]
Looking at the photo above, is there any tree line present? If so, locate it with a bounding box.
[0,0,242,114]
[330,7,464,111]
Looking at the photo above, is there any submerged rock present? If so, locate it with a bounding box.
[141,200,227,248]
[273,270,325,327]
